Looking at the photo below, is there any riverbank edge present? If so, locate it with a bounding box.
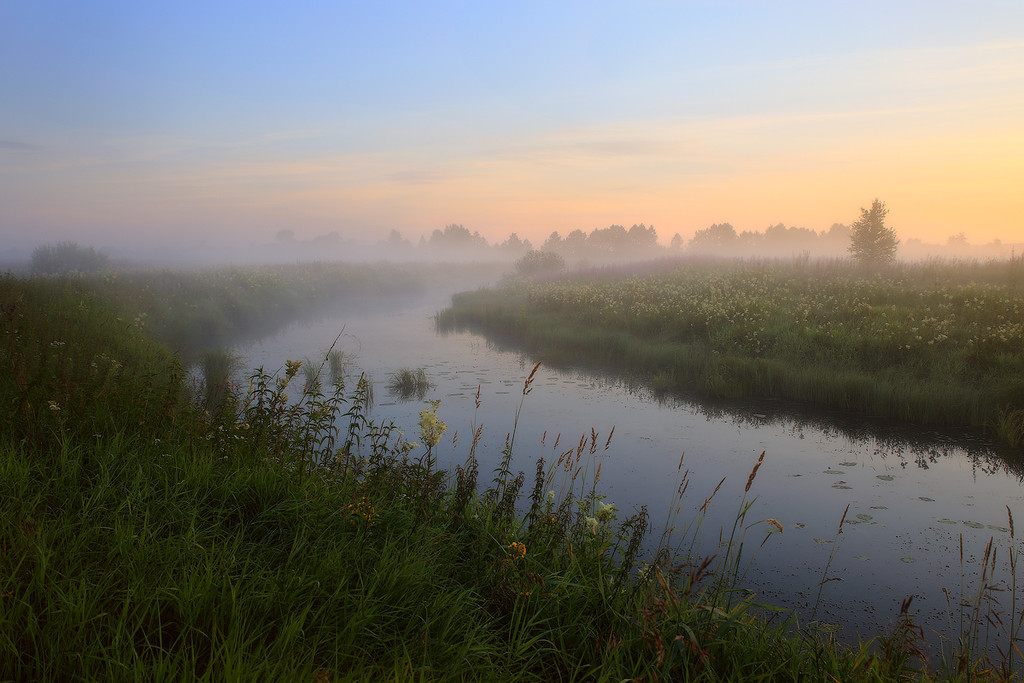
[437,262,1024,449]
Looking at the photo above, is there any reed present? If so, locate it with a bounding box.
[388,367,432,400]
[198,347,242,411]
[327,348,346,384]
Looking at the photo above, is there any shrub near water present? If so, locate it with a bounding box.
[440,258,1024,444]
[1,273,1013,680]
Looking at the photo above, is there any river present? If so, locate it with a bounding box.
[227,285,1024,662]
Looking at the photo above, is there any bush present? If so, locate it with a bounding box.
[514,250,565,278]
[31,241,109,275]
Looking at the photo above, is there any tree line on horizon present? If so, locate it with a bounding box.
[28,200,1012,274]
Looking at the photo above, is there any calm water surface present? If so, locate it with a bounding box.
[230,290,1024,658]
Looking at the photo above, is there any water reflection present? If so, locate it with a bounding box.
[237,293,1024,661]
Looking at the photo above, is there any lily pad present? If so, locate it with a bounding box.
[832,484,852,490]
[856,513,873,522]
[987,525,1010,533]
[870,506,888,510]
[900,556,916,563]
[823,469,844,475]
[876,475,895,481]
[918,497,934,502]
[963,521,984,529]
[839,461,858,467]
[936,518,958,525]
[813,538,834,544]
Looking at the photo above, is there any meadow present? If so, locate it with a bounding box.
[1,266,1019,680]
[439,257,1024,447]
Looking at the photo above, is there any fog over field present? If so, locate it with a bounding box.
[2,2,1022,263]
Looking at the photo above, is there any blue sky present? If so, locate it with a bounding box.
[2,1,1022,251]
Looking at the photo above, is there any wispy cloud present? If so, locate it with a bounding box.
[386,169,450,185]
[0,140,42,151]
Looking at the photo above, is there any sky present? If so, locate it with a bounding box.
[2,1,1022,254]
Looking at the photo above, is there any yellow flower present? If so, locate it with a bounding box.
[508,541,526,558]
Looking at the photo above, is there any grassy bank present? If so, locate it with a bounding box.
[439,258,1024,446]
[1,272,1016,680]
[58,260,500,359]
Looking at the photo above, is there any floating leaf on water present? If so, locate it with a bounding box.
[832,484,852,490]
[876,475,895,481]
[793,523,806,529]
[846,519,860,525]
[987,525,1010,533]
[963,521,984,529]
[936,518,958,525]
[788,473,803,477]
[870,506,888,510]
[856,513,873,522]
[900,556,916,563]
[823,469,844,475]
[853,555,871,562]
[813,538,834,544]
[839,461,858,467]
[918,497,935,502]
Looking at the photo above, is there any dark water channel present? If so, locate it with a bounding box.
[229,289,1024,662]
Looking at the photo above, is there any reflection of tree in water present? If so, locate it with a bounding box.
[615,372,1023,480]
[433,330,1024,480]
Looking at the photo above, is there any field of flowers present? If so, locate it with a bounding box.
[440,258,1024,445]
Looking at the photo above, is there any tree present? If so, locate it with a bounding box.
[31,241,108,275]
[689,223,737,252]
[514,249,565,278]
[498,232,531,254]
[427,224,488,250]
[626,223,658,251]
[848,199,899,265]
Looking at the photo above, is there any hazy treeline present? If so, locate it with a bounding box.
[11,217,1019,272]
[284,221,1019,264]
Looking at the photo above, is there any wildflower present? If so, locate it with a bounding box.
[47,400,60,413]
[285,359,303,379]
[547,490,555,502]
[595,501,617,522]
[345,497,378,525]
[418,399,447,449]
[508,541,526,559]
[585,516,599,534]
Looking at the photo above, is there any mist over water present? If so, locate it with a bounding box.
[223,285,1024,657]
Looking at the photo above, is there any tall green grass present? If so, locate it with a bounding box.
[2,272,1018,680]
[439,257,1024,445]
